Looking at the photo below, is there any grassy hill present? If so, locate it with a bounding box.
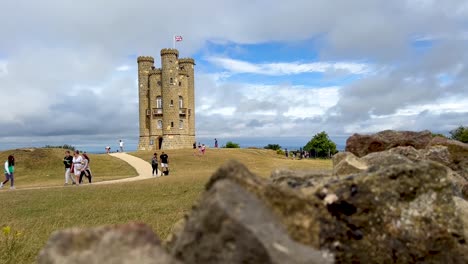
[0,148,138,188]
[0,148,331,263]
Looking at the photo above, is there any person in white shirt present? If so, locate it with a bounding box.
[119,140,124,152]
[71,150,83,185]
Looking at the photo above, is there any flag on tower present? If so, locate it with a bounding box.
[175,35,183,42]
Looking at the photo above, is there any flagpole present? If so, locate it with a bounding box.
[173,35,175,49]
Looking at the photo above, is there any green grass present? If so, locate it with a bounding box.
[0,148,331,263]
[0,148,138,188]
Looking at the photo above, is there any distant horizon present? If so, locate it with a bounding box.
[0,135,348,153]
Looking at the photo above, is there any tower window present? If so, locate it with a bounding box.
[170,78,173,84]
[179,96,183,108]
[179,81,182,86]
[157,81,161,86]
[171,122,174,128]
[157,120,162,129]
[179,120,183,129]
[156,96,162,108]
[170,100,173,107]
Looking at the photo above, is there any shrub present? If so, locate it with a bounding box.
[303,131,338,158]
[264,144,282,151]
[44,144,76,151]
[449,126,468,143]
[224,141,240,148]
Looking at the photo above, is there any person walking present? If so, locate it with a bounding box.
[214,138,218,148]
[63,150,76,185]
[151,153,159,177]
[1,155,15,189]
[119,140,124,152]
[71,150,83,185]
[160,152,169,176]
[201,144,206,155]
[79,153,92,184]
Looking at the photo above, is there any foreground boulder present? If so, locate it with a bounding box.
[37,223,180,264]
[346,130,432,157]
[271,160,468,263]
[171,176,333,264]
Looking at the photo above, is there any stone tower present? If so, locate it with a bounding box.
[137,49,195,150]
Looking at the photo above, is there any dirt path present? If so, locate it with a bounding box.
[9,153,160,191]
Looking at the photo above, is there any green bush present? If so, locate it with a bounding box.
[224,141,240,148]
[303,131,338,158]
[264,144,282,151]
[449,126,468,143]
[44,144,76,151]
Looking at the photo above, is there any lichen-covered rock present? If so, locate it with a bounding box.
[271,168,332,188]
[430,137,468,180]
[172,174,333,264]
[388,146,423,161]
[346,130,432,157]
[421,145,453,167]
[315,161,467,263]
[37,223,181,264]
[361,151,413,170]
[332,152,368,176]
[454,196,468,240]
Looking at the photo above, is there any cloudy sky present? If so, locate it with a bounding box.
[0,0,467,151]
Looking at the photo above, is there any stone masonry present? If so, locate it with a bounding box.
[137,49,195,150]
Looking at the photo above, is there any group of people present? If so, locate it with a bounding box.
[63,150,92,185]
[192,142,207,156]
[105,139,125,154]
[151,152,169,176]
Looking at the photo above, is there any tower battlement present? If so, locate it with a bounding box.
[137,56,155,63]
[137,49,195,150]
[179,58,196,65]
[160,48,179,57]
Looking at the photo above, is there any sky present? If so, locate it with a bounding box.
[0,0,467,152]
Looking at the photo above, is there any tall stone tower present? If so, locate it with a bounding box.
[137,49,195,150]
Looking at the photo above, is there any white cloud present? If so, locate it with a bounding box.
[207,57,371,76]
[0,60,7,77]
[116,65,131,72]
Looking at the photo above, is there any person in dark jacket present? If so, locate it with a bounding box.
[63,150,75,185]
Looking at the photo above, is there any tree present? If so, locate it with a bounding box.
[224,141,240,148]
[449,126,468,143]
[264,144,282,151]
[303,131,338,158]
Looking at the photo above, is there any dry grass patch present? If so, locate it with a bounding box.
[131,147,332,178]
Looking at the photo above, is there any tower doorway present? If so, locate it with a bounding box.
[158,137,163,150]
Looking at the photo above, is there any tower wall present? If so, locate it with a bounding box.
[137,56,154,150]
[148,70,163,150]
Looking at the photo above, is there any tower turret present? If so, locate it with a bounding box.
[160,49,180,140]
[137,56,154,149]
[179,58,196,137]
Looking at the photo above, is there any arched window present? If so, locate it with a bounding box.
[157,120,162,129]
[156,96,162,108]
[170,78,173,84]
[170,100,173,107]
[179,96,183,108]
